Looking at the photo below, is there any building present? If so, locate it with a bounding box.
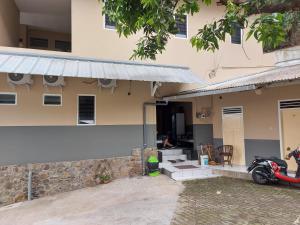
[0,0,299,205]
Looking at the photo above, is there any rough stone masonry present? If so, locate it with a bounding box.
[0,148,153,207]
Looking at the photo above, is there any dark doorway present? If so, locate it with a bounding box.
[156,102,194,153]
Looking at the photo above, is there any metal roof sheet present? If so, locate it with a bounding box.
[164,64,300,100]
[205,64,300,90]
[0,50,204,84]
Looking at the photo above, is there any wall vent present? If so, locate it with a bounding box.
[280,100,300,109]
[222,107,243,115]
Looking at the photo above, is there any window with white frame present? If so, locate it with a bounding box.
[104,14,116,29]
[78,95,96,125]
[175,15,187,38]
[103,0,116,30]
[43,94,62,106]
[0,93,16,105]
[231,24,242,44]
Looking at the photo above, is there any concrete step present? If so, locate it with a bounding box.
[172,173,221,181]
[171,167,213,180]
[162,154,187,162]
[162,163,221,181]
[159,149,183,156]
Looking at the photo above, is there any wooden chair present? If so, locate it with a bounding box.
[197,144,214,165]
[217,145,233,166]
[204,144,214,162]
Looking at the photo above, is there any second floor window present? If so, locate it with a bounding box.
[175,15,187,38]
[231,24,242,44]
[30,37,49,49]
[105,14,116,30]
[55,40,71,52]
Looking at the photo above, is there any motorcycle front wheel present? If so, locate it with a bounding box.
[252,167,269,185]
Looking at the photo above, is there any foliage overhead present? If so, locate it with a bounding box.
[102,0,300,60]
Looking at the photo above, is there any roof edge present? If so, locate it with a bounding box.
[0,49,190,70]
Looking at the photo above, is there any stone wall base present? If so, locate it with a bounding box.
[0,149,146,207]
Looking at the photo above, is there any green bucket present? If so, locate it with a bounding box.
[149,170,160,177]
[147,155,160,177]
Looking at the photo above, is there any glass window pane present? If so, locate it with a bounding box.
[30,38,49,48]
[0,94,16,105]
[231,24,242,44]
[175,15,187,38]
[44,95,62,106]
[78,96,95,125]
[105,14,116,29]
[55,40,71,52]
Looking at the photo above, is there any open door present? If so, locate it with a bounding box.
[280,100,300,172]
[222,107,245,165]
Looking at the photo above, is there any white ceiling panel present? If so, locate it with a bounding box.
[14,0,71,33]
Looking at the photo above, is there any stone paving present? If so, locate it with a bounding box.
[171,177,300,225]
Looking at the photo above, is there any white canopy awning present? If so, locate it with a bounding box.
[164,64,300,100]
[0,50,204,84]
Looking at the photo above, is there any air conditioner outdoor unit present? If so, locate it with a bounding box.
[43,75,65,87]
[98,79,117,88]
[98,79,117,93]
[7,73,33,86]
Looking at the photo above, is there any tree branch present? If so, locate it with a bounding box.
[219,0,300,13]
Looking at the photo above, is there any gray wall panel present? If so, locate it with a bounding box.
[213,138,223,148]
[193,124,213,149]
[213,138,280,166]
[245,139,281,166]
[0,125,156,165]
[146,125,157,147]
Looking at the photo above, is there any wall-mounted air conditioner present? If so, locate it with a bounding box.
[7,73,33,86]
[43,75,65,87]
[98,79,117,93]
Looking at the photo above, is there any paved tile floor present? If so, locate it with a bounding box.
[171,177,300,225]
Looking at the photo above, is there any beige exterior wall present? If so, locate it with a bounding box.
[0,1,296,130]
[169,96,213,125]
[209,84,300,140]
[0,74,155,126]
[0,0,19,47]
[71,0,275,93]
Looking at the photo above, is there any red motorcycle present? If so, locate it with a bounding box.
[248,156,300,185]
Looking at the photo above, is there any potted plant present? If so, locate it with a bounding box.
[99,174,111,184]
[95,170,112,185]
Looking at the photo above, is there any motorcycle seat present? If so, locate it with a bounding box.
[255,156,287,167]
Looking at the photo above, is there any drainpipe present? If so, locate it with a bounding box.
[28,170,32,201]
[142,101,168,175]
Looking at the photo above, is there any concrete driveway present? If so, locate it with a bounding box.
[0,176,183,225]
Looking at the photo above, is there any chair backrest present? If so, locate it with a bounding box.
[218,145,233,154]
[203,144,214,160]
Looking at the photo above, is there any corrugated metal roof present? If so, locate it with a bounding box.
[0,50,204,84]
[164,64,300,100]
[205,64,300,90]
